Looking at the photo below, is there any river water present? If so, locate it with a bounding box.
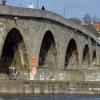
[1,94,100,100]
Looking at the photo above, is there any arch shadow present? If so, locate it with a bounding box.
[38,31,57,68]
[65,39,79,69]
[82,44,90,67]
[92,50,96,65]
[0,28,29,74]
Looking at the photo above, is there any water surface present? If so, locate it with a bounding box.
[1,94,100,100]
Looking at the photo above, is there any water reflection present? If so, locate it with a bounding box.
[1,94,100,100]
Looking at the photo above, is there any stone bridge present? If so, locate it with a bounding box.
[0,5,100,81]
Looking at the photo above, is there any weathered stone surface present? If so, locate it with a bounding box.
[0,80,100,95]
[0,5,99,81]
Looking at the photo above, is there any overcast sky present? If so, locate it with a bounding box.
[7,0,100,19]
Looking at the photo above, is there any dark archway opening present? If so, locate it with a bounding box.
[39,31,57,68]
[65,39,79,68]
[0,28,29,74]
[92,50,96,65]
[82,44,90,67]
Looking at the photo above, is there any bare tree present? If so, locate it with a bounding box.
[83,14,92,24]
[69,18,82,25]
[92,16,97,23]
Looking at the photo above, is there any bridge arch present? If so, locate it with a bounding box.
[0,28,29,74]
[92,50,96,65]
[82,44,90,68]
[39,31,57,68]
[65,38,79,69]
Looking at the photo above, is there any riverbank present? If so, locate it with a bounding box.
[0,80,100,95]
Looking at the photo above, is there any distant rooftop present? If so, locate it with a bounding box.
[82,23,100,38]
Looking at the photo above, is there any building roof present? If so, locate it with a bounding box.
[82,23,100,37]
[93,23,100,32]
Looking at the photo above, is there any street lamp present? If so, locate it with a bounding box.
[37,0,39,8]
[63,5,66,17]
[63,2,67,17]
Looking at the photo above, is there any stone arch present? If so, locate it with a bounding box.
[39,31,57,68]
[92,50,96,65]
[82,44,90,67]
[0,28,29,74]
[65,39,79,69]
